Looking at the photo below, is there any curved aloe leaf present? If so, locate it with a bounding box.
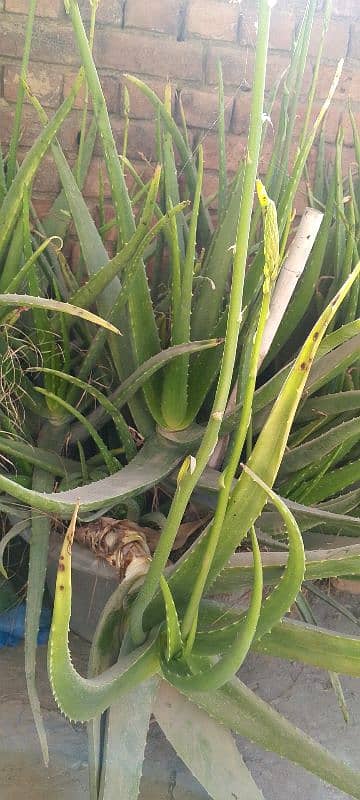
[160,528,262,692]
[48,506,160,722]
[193,471,304,655]
[0,435,79,477]
[0,433,187,515]
[0,294,120,333]
[208,539,360,594]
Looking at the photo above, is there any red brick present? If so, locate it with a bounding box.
[178,87,234,130]
[5,0,63,17]
[64,71,119,113]
[350,23,360,60]
[83,158,111,199]
[0,17,78,65]
[187,0,239,42]
[77,0,123,25]
[32,195,58,220]
[94,30,203,82]
[240,6,297,52]
[4,64,63,108]
[58,109,89,153]
[309,16,350,62]
[0,101,42,148]
[97,118,157,164]
[315,63,360,102]
[202,131,245,173]
[230,91,252,136]
[206,45,255,88]
[125,0,181,36]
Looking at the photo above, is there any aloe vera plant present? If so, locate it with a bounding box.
[2,0,360,797]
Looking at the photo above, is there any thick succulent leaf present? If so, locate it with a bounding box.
[160,529,262,691]
[0,435,79,477]
[87,578,142,799]
[154,681,263,800]
[0,294,120,333]
[0,518,29,578]
[43,116,97,240]
[99,678,157,800]
[208,539,360,593]
[253,617,360,678]
[48,507,160,722]
[280,415,360,477]
[189,676,360,799]
[298,389,360,422]
[70,339,222,444]
[0,433,188,515]
[25,422,67,765]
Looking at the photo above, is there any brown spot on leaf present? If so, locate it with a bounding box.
[58,563,65,572]
[300,362,307,370]
[59,585,64,591]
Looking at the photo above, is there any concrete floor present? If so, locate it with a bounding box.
[1,596,360,800]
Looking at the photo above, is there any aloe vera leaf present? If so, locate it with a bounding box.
[33,368,136,462]
[70,339,222,443]
[160,576,183,662]
[0,293,120,333]
[191,471,304,655]
[161,147,204,429]
[278,58,343,231]
[190,163,243,344]
[0,435,79,476]
[280,415,360,477]
[160,528,262,692]
[162,82,186,259]
[48,507,160,721]
[299,459,360,505]
[0,217,24,292]
[43,116,98,240]
[189,676,360,799]
[87,577,142,799]
[6,0,37,187]
[0,237,62,300]
[208,538,360,593]
[154,682,263,800]
[99,679,157,800]
[0,433,187,515]
[142,264,360,631]
[124,74,212,246]
[66,2,161,420]
[35,387,120,474]
[0,71,83,263]
[0,518,30,579]
[253,617,360,678]
[298,389,360,421]
[26,421,67,764]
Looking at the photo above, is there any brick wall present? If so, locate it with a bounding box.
[0,0,359,221]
